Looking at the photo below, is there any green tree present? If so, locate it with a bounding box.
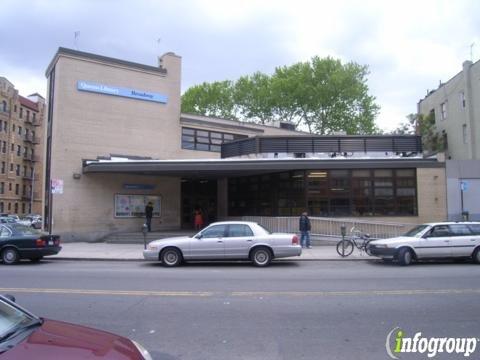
[394,113,445,153]
[181,80,237,119]
[181,56,380,134]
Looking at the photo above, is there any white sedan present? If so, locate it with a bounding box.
[368,222,480,266]
[143,221,302,267]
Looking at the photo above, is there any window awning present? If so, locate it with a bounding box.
[82,157,443,178]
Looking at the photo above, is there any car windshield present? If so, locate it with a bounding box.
[0,300,35,342]
[402,224,430,237]
[7,224,42,236]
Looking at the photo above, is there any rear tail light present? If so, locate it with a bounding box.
[292,235,299,245]
[35,239,46,247]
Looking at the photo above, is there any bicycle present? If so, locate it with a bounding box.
[336,226,373,257]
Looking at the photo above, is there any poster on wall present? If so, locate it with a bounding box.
[51,179,64,194]
[114,194,161,218]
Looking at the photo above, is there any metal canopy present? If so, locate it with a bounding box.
[82,158,443,178]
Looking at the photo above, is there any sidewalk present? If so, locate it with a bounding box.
[51,242,375,261]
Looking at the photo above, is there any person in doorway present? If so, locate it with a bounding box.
[194,208,204,231]
[145,201,154,232]
[299,211,312,249]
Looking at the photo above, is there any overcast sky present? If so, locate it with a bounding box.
[1,0,479,131]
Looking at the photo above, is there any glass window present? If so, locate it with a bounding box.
[448,224,472,236]
[468,224,480,235]
[182,128,195,135]
[196,143,209,151]
[196,130,209,137]
[227,224,254,237]
[201,225,226,238]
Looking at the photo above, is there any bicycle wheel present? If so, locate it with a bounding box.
[336,240,354,257]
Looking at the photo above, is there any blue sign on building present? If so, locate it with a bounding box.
[77,80,168,104]
[123,184,156,190]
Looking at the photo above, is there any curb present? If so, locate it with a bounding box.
[49,256,374,262]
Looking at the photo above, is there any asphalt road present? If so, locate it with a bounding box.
[2,259,480,360]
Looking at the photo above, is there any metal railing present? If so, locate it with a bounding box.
[238,216,416,239]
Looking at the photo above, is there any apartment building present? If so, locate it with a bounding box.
[0,77,45,215]
[418,59,480,220]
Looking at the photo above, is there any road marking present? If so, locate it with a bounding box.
[0,288,213,297]
[1,288,480,298]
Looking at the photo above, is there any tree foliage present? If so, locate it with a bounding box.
[393,113,445,153]
[181,56,380,134]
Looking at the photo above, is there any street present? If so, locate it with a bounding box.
[2,259,480,360]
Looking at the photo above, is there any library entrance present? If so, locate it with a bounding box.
[181,179,217,229]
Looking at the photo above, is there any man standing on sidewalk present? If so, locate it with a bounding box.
[145,201,154,232]
[299,211,312,249]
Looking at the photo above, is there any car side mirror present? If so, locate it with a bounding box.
[4,294,16,302]
[195,234,203,239]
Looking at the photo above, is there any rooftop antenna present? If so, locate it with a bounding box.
[74,31,80,50]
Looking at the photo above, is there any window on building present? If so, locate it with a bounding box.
[22,185,26,196]
[19,108,23,118]
[12,124,15,132]
[1,101,6,112]
[228,169,417,217]
[15,184,19,195]
[26,111,30,121]
[8,183,12,191]
[0,120,2,132]
[23,166,27,177]
[22,203,26,214]
[1,162,4,174]
[463,124,468,144]
[3,121,6,132]
[9,163,13,172]
[14,105,17,112]
[18,126,22,135]
[25,128,29,137]
[14,203,18,214]
[7,203,11,211]
[460,92,466,108]
[0,182,4,194]
[2,141,6,153]
[24,147,28,157]
[15,165,20,176]
[0,202,3,213]
[440,102,447,120]
[32,112,36,121]
[16,145,21,156]
[181,127,248,152]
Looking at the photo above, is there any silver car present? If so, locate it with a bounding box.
[368,222,480,266]
[143,221,302,267]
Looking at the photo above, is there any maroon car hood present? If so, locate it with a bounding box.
[1,319,143,359]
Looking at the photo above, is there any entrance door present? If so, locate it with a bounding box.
[181,179,217,229]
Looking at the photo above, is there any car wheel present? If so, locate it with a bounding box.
[160,248,182,267]
[2,248,19,265]
[364,240,373,256]
[251,247,272,267]
[472,248,480,264]
[397,248,413,266]
[29,256,43,263]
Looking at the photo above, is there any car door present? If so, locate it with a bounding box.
[189,224,226,259]
[224,224,255,259]
[416,225,452,258]
[448,224,476,257]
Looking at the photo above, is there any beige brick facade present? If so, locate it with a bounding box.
[45,48,447,242]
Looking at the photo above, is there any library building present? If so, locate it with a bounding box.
[44,48,446,241]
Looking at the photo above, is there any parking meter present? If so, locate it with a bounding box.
[142,224,148,250]
[340,224,346,239]
[462,211,469,221]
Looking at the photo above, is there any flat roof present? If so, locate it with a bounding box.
[83,157,444,178]
[45,47,170,77]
